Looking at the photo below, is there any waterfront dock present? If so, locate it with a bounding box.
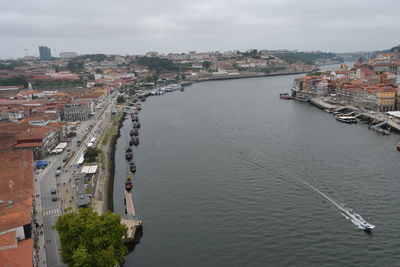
[309,97,341,111]
[307,97,400,133]
[121,218,142,247]
[122,191,142,247]
[125,191,136,216]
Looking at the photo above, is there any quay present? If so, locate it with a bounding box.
[125,191,136,216]
[121,191,142,248]
[121,218,142,249]
[307,97,400,133]
[194,70,312,83]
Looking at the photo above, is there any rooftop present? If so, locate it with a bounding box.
[0,238,33,267]
[0,150,33,233]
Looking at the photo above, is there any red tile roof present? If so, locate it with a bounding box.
[0,231,17,248]
[0,238,33,267]
[0,150,33,233]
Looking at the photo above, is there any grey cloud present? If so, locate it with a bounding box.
[0,0,399,58]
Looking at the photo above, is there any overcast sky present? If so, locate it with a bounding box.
[1,0,399,59]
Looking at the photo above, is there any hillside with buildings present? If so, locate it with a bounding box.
[292,50,400,112]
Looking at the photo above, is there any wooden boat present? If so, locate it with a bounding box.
[279,93,293,100]
[133,137,139,146]
[125,175,133,191]
[125,151,133,160]
[130,162,136,172]
[335,115,357,124]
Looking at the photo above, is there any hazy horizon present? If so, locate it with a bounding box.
[1,0,399,59]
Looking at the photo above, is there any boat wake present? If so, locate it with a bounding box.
[294,177,375,231]
[217,139,375,231]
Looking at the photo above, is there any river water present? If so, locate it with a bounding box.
[114,69,400,266]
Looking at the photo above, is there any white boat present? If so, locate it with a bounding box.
[335,115,358,124]
[163,84,182,92]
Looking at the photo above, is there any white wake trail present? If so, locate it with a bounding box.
[295,177,375,230]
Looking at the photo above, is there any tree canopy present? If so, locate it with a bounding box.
[67,60,85,73]
[54,208,127,267]
[116,95,126,104]
[84,147,99,162]
[202,61,211,68]
[78,54,108,62]
[0,60,26,70]
[272,51,343,65]
[0,75,29,88]
[135,56,178,73]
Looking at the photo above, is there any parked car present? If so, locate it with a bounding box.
[52,196,57,201]
[63,156,68,162]
[51,188,56,194]
[56,166,62,170]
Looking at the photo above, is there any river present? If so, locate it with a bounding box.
[114,68,400,266]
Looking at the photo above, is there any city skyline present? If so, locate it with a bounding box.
[1,0,399,59]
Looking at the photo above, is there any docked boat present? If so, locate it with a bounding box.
[125,151,133,160]
[136,104,142,110]
[133,137,139,146]
[126,147,132,152]
[130,162,136,172]
[335,115,358,124]
[133,129,139,136]
[132,116,139,122]
[163,84,182,92]
[129,130,134,136]
[129,138,134,146]
[133,122,138,129]
[279,93,293,100]
[180,87,184,92]
[136,122,141,129]
[125,175,133,191]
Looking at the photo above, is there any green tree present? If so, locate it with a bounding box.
[202,61,211,68]
[78,54,108,62]
[67,60,85,73]
[116,95,126,104]
[145,73,158,83]
[0,75,29,88]
[84,147,99,162]
[54,208,127,267]
[136,56,177,73]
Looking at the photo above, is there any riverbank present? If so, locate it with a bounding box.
[192,70,312,83]
[306,97,400,133]
[92,111,125,214]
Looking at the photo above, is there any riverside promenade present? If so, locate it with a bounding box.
[308,97,400,132]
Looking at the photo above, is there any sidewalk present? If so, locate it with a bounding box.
[33,169,47,267]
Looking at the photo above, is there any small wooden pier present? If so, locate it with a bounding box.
[124,191,135,217]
